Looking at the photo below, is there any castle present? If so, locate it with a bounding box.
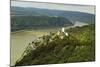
[20,27,69,59]
[57,27,68,39]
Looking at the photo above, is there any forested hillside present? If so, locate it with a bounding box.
[11,16,73,31]
[11,6,95,24]
[15,24,95,66]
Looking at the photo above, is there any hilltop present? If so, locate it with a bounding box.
[15,24,95,66]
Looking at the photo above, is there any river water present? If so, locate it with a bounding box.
[11,29,58,66]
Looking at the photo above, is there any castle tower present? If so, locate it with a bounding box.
[62,27,65,33]
[61,27,68,36]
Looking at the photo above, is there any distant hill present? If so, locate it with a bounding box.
[11,16,73,31]
[11,6,95,24]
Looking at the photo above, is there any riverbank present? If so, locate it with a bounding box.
[11,27,60,66]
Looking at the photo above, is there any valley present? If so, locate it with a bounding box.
[10,2,95,66]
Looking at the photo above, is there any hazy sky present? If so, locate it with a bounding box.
[11,1,95,14]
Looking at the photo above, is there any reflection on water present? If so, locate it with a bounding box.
[74,21,88,27]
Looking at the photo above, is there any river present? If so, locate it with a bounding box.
[11,29,59,66]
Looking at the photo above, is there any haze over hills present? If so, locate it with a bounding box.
[11,6,95,24]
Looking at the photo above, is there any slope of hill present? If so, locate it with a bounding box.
[11,6,95,24]
[15,24,95,66]
[11,16,73,31]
